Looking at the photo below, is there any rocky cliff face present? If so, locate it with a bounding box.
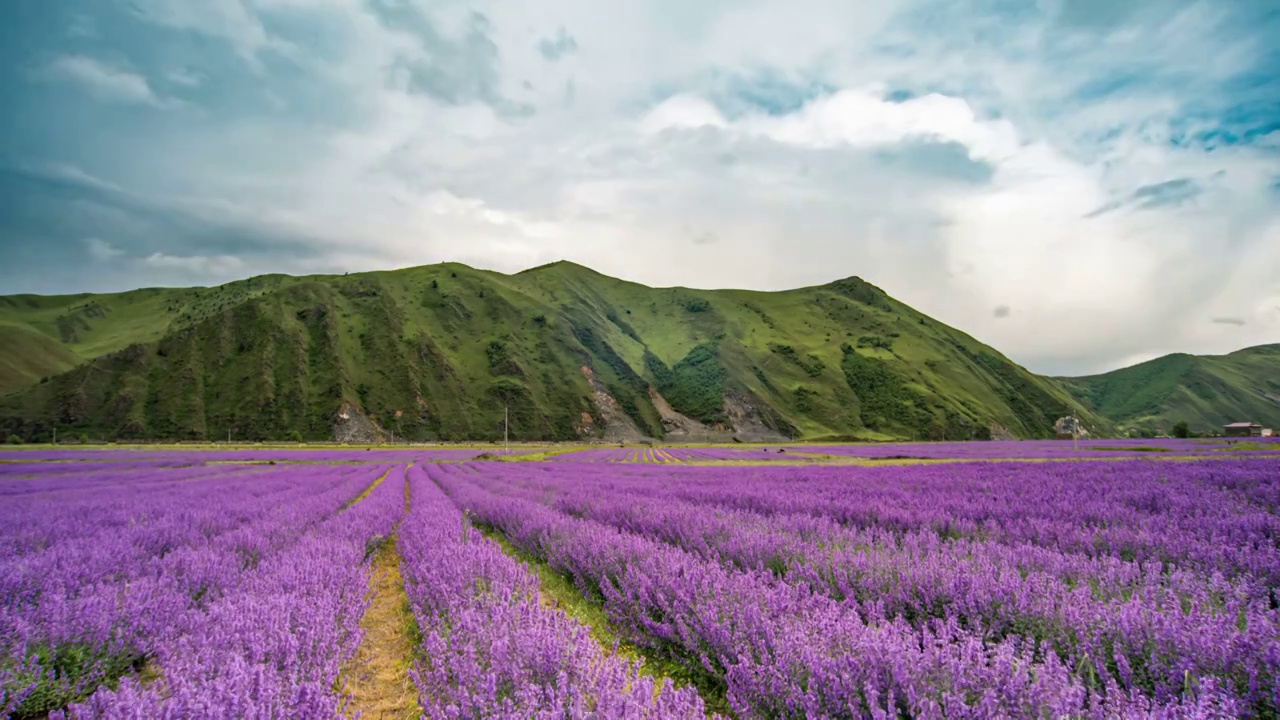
[580,366,647,442]
[332,403,390,444]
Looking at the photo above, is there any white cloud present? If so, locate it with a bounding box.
[41,56,168,107]
[142,253,245,275]
[639,95,728,134]
[28,163,128,194]
[84,238,124,262]
[642,88,1023,164]
[166,68,204,88]
[127,0,283,68]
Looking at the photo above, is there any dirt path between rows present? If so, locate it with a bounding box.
[341,466,393,511]
[341,477,421,719]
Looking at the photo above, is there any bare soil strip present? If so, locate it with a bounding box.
[341,466,394,510]
[341,473,422,720]
[341,541,422,720]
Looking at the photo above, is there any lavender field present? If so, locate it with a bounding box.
[551,438,1280,463]
[2,446,1278,718]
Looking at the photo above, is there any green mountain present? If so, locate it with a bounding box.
[1058,345,1280,435]
[0,261,1101,443]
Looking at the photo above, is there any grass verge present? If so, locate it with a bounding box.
[476,525,733,718]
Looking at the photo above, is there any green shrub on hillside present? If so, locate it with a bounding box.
[794,386,819,413]
[856,334,894,350]
[840,345,929,433]
[829,278,892,310]
[6,434,22,445]
[768,343,826,377]
[646,344,727,425]
[605,308,641,342]
[485,340,524,377]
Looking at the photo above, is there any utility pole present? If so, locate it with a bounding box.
[228,428,232,445]
[504,405,509,456]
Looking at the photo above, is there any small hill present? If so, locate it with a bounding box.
[1058,345,1280,434]
[0,323,81,396]
[0,261,1103,442]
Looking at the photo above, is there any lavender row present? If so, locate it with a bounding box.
[480,459,1280,584]
[1,464,389,717]
[400,464,710,718]
[2,464,383,596]
[797,437,1280,460]
[462,462,1279,711]
[548,439,1280,464]
[430,464,1241,719]
[63,466,408,718]
[0,447,537,463]
[539,459,1280,585]
[549,447,812,463]
[2,465,381,715]
[0,464,297,561]
[0,461,178,480]
[0,461,272,500]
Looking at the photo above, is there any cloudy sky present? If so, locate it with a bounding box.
[1,0,1277,375]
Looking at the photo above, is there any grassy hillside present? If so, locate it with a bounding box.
[0,261,1103,442]
[1059,345,1280,434]
[0,323,80,396]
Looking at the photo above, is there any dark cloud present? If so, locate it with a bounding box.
[993,304,1012,319]
[1211,316,1246,326]
[1054,0,1167,30]
[1071,72,1144,102]
[692,231,717,246]
[874,140,996,184]
[368,4,533,116]
[1081,200,1121,219]
[697,68,835,118]
[1132,178,1202,209]
[537,28,578,62]
[0,163,326,292]
[1084,177,1203,218]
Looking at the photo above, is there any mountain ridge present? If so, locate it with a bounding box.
[0,261,1264,442]
[1058,343,1280,434]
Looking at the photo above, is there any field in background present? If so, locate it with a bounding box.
[5,435,1278,465]
[3,442,1279,718]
